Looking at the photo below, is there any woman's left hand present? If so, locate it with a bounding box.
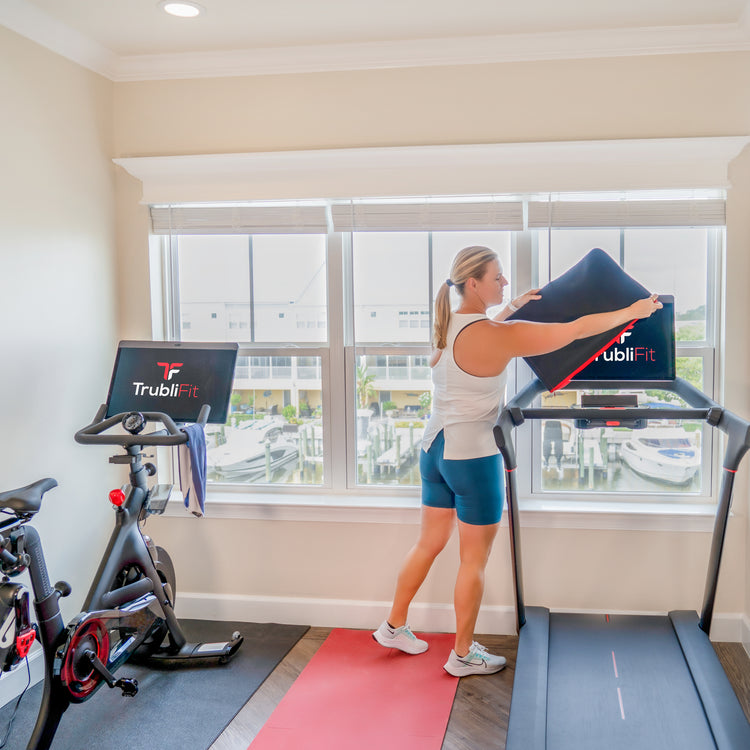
[509,289,542,311]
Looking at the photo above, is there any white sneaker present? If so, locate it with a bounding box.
[443,641,506,676]
[372,620,428,654]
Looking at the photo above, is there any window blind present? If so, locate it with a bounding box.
[150,197,725,235]
[527,199,725,228]
[330,200,524,232]
[149,204,329,235]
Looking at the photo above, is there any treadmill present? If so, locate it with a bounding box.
[494,377,750,750]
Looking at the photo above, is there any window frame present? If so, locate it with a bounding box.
[156,195,725,508]
[517,224,722,505]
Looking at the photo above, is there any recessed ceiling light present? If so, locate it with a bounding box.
[160,2,204,18]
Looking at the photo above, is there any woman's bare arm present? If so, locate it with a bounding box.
[454,296,662,377]
[491,289,542,322]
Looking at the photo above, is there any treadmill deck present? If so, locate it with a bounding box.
[506,607,750,750]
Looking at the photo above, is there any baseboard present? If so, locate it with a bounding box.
[0,646,44,709]
[742,614,750,659]
[706,612,746,643]
[175,592,518,635]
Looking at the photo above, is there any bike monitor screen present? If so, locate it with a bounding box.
[105,341,238,424]
[572,295,676,382]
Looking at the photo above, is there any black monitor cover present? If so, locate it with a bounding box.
[105,341,238,424]
[507,248,658,391]
[573,296,675,381]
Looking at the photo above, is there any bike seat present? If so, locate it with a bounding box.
[0,478,58,514]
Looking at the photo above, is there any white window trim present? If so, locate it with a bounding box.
[161,488,719,533]
[114,137,750,203]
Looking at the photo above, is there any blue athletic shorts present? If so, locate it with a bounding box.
[419,430,504,526]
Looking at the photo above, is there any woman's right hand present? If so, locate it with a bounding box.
[629,294,663,319]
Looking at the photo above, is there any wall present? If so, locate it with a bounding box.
[0,26,118,659]
[113,51,750,638]
[113,53,750,155]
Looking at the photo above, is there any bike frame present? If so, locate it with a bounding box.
[1,405,242,750]
[83,444,184,652]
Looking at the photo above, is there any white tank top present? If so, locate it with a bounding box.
[422,313,507,460]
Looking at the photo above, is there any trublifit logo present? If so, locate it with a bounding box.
[131,361,199,400]
[594,330,656,363]
[157,362,183,380]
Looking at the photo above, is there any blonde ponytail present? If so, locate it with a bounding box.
[431,246,500,350]
[433,282,453,349]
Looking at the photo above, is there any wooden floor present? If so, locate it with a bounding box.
[211,628,750,750]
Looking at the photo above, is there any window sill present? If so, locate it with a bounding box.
[516,498,717,532]
[163,489,718,532]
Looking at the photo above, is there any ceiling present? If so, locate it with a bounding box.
[3,0,750,80]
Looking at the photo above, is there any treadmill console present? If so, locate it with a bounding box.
[575,392,644,430]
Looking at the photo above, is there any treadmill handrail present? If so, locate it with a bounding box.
[500,377,750,469]
[506,377,719,416]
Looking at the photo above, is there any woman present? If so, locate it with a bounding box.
[373,245,661,676]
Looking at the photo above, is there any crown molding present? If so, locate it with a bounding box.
[113,137,750,203]
[0,0,118,79]
[112,21,750,82]
[3,1,750,82]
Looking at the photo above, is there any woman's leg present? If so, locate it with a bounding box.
[387,505,456,627]
[453,519,499,656]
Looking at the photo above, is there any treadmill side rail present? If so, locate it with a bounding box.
[505,606,550,750]
[670,611,750,750]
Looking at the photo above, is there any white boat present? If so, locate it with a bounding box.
[207,417,299,481]
[619,427,700,485]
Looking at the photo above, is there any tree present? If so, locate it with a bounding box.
[676,357,702,391]
[418,390,432,414]
[356,361,376,409]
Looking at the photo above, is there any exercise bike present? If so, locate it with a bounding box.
[0,405,243,750]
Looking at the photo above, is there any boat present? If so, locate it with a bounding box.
[619,427,700,485]
[207,417,299,481]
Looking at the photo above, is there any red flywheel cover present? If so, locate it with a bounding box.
[60,619,110,700]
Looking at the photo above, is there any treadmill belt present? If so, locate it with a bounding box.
[546,613,717,750]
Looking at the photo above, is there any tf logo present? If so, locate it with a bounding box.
[157,362,183,381]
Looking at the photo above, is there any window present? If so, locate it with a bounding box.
[352,230,512,487]
[162,209,329,487]
[528,198,721,499]
[154,191,723,504]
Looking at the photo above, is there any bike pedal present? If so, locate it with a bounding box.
[15,626,36,659]
[116,677,138,697]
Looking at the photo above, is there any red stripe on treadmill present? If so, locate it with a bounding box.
[550,320,636,392]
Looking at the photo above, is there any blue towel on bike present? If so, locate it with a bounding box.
[178,423,207,517]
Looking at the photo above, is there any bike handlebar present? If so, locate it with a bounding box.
[75,404,211,447]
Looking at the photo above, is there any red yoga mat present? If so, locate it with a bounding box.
[249,628,459,750]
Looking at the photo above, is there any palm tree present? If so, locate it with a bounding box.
[356,361,376,410]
